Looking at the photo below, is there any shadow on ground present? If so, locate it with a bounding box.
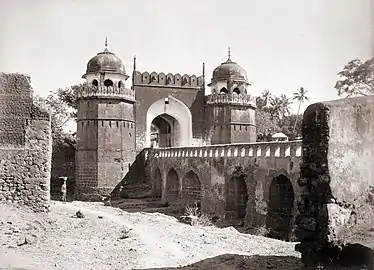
[137,254,303,270]
[137,246,374,270]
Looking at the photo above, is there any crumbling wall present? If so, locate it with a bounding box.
[295,96,374,267]
[0,73,52,212]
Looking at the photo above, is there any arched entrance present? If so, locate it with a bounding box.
[166,168,179,202]
[146,96,192,148]
[153,167,162,198]
[266,174,295,240]
[226,168,248,220]
[151,114,181,147]
[181,170,201,203]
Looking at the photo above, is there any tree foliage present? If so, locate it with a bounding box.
[335,58,374,97]
[33,88,79,151]
[292,87,309,133]
[255,90,304,141]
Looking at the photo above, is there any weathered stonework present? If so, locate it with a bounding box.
[0,73,52,212]
[74,45,304,242]
[134,141,303,239]
[295,96,374,267]
[51,143,75,200]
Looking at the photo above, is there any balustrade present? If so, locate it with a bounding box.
[152,140,302,159]
[206,93,256,107]
[76,85,135,100]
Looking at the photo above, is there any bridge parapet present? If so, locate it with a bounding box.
[146,140,302,159]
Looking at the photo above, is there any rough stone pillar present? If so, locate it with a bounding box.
[295,96,374,267]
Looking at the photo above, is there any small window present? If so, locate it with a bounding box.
[220,87,228,94]
[104,79,113,87]
[118,81,123,88]
[92,79,99,86]
[233,88,240,95]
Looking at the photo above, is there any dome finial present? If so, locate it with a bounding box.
[228,46,231,61]
[105,36,108,48]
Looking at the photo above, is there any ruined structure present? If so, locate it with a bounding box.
[74,42,303,239]
[295,96,374,267]
[0,73,52,212]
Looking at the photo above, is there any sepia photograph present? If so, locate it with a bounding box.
[0,0,373,269]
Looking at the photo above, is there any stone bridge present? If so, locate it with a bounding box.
[140,140,302,240]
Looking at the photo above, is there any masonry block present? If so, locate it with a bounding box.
[0,72,52,212]
[295,96,374,267]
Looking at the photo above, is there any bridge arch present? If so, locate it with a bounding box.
[146,96,192,148]
[153,167,162,198]
[266,174,295,240]
[181,170,202,203]
[226,167,248,221]
[166,168,179,202]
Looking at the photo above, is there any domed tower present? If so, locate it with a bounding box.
[207,48,257,144]
[75,38,136,201]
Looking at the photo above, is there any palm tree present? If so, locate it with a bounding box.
[268,94,292,120]
[261,89,271,105]
[292,87,310,133]
[279,94,293,117]
[256,89,272,110]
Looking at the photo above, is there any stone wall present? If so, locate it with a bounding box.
[133,71,207,151]
[295,96,374,267]
[139,140,302,239]
[0,73,52,212]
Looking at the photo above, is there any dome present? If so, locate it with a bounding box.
[272,132,288,138]
[211,58,248,82]
[83,47,126,78]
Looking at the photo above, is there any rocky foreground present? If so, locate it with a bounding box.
[0,201,303,270]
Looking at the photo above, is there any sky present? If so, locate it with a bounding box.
[1,0,372,117]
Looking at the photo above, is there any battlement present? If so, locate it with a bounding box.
[206,93,257,107]
[146,140,302,159]
[76,85,135,101]
[133,71,204,88]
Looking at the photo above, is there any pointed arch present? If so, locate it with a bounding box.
[266,174,295,240]
[104,79,113,87]
[220,87,228,94]
[182,170,201,202]
[145,96,192,147]
[154,167,162,198]
[166,168,179,202]
[233,87,241,95]
[92,79,99,86]
[226,168,248,219]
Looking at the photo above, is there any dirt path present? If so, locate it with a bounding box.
[0,201,300,270]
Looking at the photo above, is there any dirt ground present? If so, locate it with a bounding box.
[0,201,302,270]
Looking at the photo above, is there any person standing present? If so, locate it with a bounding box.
[59,176,67,202]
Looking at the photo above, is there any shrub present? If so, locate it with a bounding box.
[183,202,212,227]
[254,225,269,237]
[119,228,132,239]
